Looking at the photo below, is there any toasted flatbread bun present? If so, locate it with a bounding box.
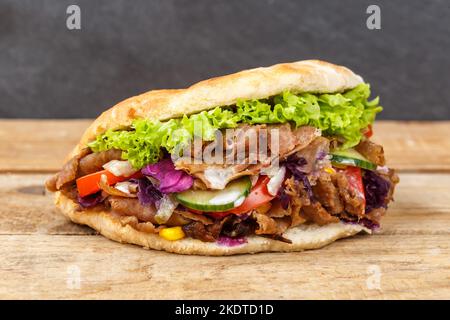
[55,60,367,255]
[55,191,368,255]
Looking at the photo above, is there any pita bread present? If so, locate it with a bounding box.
[55,191,369,255]
[54,59,369,255]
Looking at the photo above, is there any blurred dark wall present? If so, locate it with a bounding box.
[0,0,449,119]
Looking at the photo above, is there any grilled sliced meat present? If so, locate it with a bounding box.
[313,174,344,214]
[355,140,385,166]
[107,196,189,226]
[183,218,229,242]
[283,177,309,227]
[46,148,122,192]
[252,212,291,235]
[78,149,122,176]
[381,168,400,205]
[176,209,214,225]
[291,136,329,174]
[269,124,319,159]
[267,199,290,218]
[333,172,365,217]
[183,222,216,242]
[301,202,339,225]
[117,215,159,234]
[175,124,319,189]
[221,215,255,238]
[365,207,386,225]
[45,148,91,191]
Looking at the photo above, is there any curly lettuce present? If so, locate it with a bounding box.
[89,83,382,168]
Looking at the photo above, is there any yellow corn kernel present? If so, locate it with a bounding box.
[159,226,185,241]
[324,167,336,174]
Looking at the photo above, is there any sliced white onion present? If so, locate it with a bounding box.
[103,160,138,177]
[154,195,178,224]
[98,174,136,198]
[267,166,286,196]
[114,181,138,194]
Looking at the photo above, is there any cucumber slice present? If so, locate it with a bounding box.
[330,148,377,170]
[175,177,252,212]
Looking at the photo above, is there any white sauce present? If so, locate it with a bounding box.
[233,195,246,207]
[203,166,236,189]
[266,166,286,196]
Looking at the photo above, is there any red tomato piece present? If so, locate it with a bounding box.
[226,176,275,214]
[364,124,373,138]
[76,170,142,197]
[342,166,366,212]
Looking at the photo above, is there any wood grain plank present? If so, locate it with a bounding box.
[373,121,450,172]
[0,173,95,235]
[0,119,90,173]
[0,120,449,172]
[0,234,448,299]
[0,172,449,299]
[1,173,449,236]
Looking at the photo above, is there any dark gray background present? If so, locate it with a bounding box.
[1,0,449,119]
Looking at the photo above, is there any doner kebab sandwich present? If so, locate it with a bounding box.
[46,60,399,255]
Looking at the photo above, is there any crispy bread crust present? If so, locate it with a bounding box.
[67,60,363,159]
[56,192,368,256]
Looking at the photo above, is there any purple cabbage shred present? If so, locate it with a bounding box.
[362,170,390,213]
[217,236,247,247]
[284,156,315,202]
[135,178,162,205]
[141,158,193,193]
[78,192,104,208]
[277,188,291,210]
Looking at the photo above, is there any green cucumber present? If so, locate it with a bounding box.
[330,148,377,170]
[175,177,252,212]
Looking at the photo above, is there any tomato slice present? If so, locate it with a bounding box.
[226,176,275,214]
[76,170,142,197]
[341,166,366,213]
[364,124,373,138]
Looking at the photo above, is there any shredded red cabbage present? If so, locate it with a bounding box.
[277,187,291,210]
[217,236,247,247]
[284,156,315,201]
[363,170,390,213]
[316,150,327,160]
[135,178,162,205]
[285,155,308,173]
[141,158,193,193]
[360,218,380,231]
[78,192,104,208]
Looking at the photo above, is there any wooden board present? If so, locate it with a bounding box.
[0,120,449,299]
[0,120,450,172]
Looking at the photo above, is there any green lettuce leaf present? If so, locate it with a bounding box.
[88,83,382,168]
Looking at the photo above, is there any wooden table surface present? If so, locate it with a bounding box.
[0,120,449,299]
